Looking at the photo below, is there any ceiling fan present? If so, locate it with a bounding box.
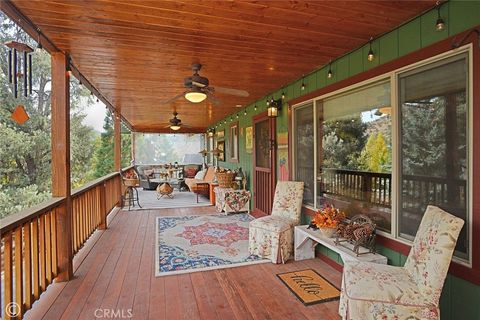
[160,111,191,131]
[163,63,249,105]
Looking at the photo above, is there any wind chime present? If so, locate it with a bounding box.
[4,40,34,124]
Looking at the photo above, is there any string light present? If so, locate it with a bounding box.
[367,37,375,62]
[327,61,333,79]
[254,104,257,111]
[244,109,247,116]
[301,76,306,90]
[281,88,285,99]
[435,1,445,31]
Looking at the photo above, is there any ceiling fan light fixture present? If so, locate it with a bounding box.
[170,124,181,131]
[185,90,207,103]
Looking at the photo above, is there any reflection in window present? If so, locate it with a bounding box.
[399,54,468,259]
[294,104,314,206]
[317,81,392,231]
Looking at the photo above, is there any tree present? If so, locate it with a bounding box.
[90,113,114,178]
[322,116,367,170]
[360,132,390,173]
[0,12,98,216]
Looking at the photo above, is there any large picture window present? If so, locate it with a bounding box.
[398,54,469,259]
[317,81,392,231]
[292,49,471,262]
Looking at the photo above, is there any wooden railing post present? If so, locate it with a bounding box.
[99,182,107,230]
[51,52,73,282]
[114,111,122,206]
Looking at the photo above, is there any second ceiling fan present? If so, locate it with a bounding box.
[163,63,249,105]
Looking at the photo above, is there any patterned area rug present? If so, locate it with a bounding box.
[155,213,267,276]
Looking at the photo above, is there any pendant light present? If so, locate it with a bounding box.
[367,37,375,62]
[301,76,306,90]
[281,87,285,100]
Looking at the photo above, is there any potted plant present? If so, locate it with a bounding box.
[311,205,346,238]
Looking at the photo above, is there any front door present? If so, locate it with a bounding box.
[253,113,276,215]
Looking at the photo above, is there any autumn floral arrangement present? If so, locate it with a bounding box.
[309,205,346,237]
[123,169,137,179]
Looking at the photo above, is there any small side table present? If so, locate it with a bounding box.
[214,188,251,214]
[209,183,218,205]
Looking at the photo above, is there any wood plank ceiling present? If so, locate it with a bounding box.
[11,0,434,132]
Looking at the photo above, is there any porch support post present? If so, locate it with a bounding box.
[114,111,122,205]
[51,52,73,281]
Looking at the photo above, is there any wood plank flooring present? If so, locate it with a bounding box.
[25,206,341,320]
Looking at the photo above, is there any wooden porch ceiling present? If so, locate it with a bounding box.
[11,0,434,132]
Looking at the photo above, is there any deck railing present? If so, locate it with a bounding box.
[320,168,392,207]
[0,172,122,319]
[318,168,465,211]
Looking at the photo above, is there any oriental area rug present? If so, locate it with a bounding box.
[155,213,267,276]
[277,269,341,306]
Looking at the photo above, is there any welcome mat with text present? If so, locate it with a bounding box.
[277,269,340,306]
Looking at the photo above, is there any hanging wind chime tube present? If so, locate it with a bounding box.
[13,48,18,98]
[4,41,34,99]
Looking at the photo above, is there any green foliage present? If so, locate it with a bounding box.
[0,185,51,219]
[322,116,367,169]
[360,132,391,173]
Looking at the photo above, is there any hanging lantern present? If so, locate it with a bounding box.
[4,41,34,99]
[11,105,29,125]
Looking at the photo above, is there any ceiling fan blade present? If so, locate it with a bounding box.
[212,86,249,97]
[162,91,186,104]
[206,92,221,106]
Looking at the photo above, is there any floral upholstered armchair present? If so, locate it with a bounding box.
[339,205,464,320]
[249,181,304,263]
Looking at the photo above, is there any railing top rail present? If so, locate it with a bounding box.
[321,168,391,177]
[0,197,65,234]
[71,171,120,197]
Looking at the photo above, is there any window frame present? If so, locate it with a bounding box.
[229,121,239,163]
[290,44,473,266]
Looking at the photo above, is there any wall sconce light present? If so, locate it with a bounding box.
[367,37,375,62]
[207,128,215,137]
[267,99,282,118]
[435,1,445,31]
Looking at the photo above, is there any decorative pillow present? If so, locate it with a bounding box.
[143,169,154,178]
[194,169,207,180]
[185,167,198,178]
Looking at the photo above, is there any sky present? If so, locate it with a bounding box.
[82,99,108,132]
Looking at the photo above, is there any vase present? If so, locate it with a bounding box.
[319,227,336,238]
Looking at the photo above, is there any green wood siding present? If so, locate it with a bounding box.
[210,2,480,319]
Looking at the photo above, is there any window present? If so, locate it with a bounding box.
[229,122,239,162]
[291,48,471,262]
[317,81,392,231]
[398,54,469,259]
[293,103,315,206]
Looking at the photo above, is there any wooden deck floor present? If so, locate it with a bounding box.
[25,206,342,320]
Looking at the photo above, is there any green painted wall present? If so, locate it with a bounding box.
[212,1,480,319]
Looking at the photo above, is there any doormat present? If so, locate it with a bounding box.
[277,269,340,306]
